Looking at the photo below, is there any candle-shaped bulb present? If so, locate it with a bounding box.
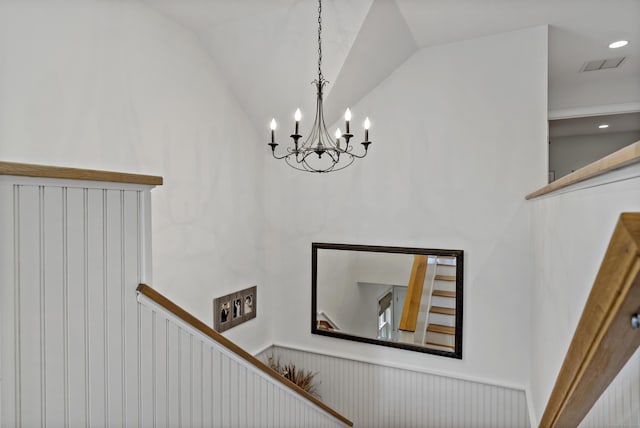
[294,109,301,134]
[335,128,342,140]
[344,108,351,133]
[363,117,370,141]
[270,118,277,143]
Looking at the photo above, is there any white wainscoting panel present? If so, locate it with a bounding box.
[258,345,530,428]
[1,176,348,428]
[579,347,640,428]
[136,295,349,428]
[1,180,147,428]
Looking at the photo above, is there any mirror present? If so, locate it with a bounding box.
[312,243,463,358]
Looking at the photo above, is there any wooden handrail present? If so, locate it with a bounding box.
[136,284,353,427]
[540,213,640,427]
[0,161,163,186]
[526,140,640,200]
[399,255,428,332]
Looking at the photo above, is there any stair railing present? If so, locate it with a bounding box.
[419,256,438,345]
[137,284,353,427]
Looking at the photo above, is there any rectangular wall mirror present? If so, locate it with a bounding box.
[312,243,463,358]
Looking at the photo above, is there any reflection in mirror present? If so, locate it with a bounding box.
[312,243,463,358]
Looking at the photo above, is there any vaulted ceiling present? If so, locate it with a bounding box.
[144,0,640,135]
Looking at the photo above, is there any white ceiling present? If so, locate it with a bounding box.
[144,0,640,135]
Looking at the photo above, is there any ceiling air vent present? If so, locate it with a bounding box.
[581,57,625,72]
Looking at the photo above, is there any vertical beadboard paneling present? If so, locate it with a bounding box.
[0,182,17,428]
[154,317,168,428]
[258,345,531,428]
[580,347,640,427]
[167,322,180,428]
[139,304,154,428]
[86,188,107,427]
[66,187,88,426]
[105,189,124,427]
[42,186,65,426]
[211,341,222,427]
[135,296,350,428]
[179,328,192,428]
[17,185,43,428]
[123,190,140,428]
[3,180,154,428]
[201,342,212,427]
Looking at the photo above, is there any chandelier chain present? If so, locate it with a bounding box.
[317,0,323,81]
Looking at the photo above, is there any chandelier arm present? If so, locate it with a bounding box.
[270,145,297,160]
[349,147,370,159]
[271,151,289,160]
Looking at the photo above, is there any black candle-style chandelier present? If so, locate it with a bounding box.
[268,0,372,173]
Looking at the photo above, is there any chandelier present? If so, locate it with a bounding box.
[268,0,372,173]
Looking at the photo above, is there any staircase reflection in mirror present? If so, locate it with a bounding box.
[312,243,463,359]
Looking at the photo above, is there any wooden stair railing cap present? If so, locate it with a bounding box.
[136,284,353,427]
[526,140,640,200]
[0,160,163,186]
[540,212,640,427]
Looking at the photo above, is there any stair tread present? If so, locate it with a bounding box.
[425,341,455,350]
[435,275,456,281]
[426,324,455,335]
[432,290,456,298]
[430,306,456,316]
[317,320,334,330]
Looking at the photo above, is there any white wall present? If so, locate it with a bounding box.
[352,251,414,285]
[316,249,360,333]
[0,2,267,351]
[317,250,413,338]
[529,162,640,424]
[265,26,548,389]
[549,73,640,112]
[549,131,640,178]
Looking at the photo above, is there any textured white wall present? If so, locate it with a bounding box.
[529,162,640,424]
[0,2,267,352]
[258,345,530,428]
[550,131,640,178]
[265,26,548,389]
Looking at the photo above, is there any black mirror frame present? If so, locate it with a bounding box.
[311,242,464,359]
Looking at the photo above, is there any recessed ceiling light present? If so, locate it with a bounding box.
[598,124,609,129]
[609,40,629,49]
